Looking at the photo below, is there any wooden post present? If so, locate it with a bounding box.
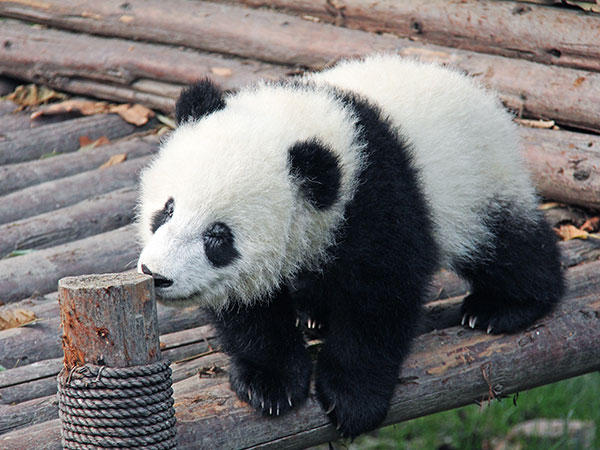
[58,272,159,369]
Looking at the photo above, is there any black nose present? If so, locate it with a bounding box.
[141,264,173,288]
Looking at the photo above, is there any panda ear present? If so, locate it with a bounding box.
[175,79,226,125]
[288,139,341,210]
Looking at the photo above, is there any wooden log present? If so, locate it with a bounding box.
[520,127,600,209]
[58,273,160,368]
[0,113,138,165]
[0,225,139,305]
[234,0,600,73]
[0,100,18,115]
[0,155,150,225]
[0,134,158,196]
[0,187,136,257]
[0,292,211,369]
[0,20,288,93]
[1,3,598,131]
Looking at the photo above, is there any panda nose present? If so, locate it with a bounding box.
[141,264,174,288]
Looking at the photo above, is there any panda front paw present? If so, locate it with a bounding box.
[316,357,392,438]
[228,353,312,417]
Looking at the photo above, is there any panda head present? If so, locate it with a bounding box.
[137,79,363,309]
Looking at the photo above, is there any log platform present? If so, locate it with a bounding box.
[0,1,598,448]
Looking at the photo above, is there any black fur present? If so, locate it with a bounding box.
[175,79,225,125]
[203,222,240,268]
[455,204,564,333]
[150,197,174,233]
[288,139,341,209]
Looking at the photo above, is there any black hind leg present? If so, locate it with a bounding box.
[457,206,565,334]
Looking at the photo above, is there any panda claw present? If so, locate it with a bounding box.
[288,395,293,407]
[269,405,273,415]
[487,324,493,334]
[248,389,252,401]
[325,401,336,415]
[461,313,468,326]
[295,317,300,327]
[261,401,265,409]
[276,404,280,416]
[469,316,477,328]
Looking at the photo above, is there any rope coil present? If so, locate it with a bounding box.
[57,360,177,449]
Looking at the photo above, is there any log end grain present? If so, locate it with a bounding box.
[58,272,160,369]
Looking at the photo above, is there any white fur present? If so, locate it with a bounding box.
[138,54,538,308]
[309,54,537,265]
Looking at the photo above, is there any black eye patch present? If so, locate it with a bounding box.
[150,197,174,233]
[203,222,240,268]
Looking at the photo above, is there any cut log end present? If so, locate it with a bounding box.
[58,272,160,370]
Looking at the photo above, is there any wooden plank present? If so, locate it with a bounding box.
[0,113,138,165]
[0,187,136,257]
[0,20,288,93]
[0,155,150,225]
[0,134,158,196]
[1,3,598,130]
[2,260,597,448]
[234,0,600,72]
[0,225,139,304]
[520,127,600,209]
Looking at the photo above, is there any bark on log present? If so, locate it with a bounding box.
[0,187,136,257]
[0,155,150,225]
[1,3,598,131]
[0,100,18,115]
[520,127,600,209]
[235,0,600,72]
[58,273,159,368]
[0,20,288,92]
[0,225,139,304]
[0,134,158,196]
[0,113,138,165]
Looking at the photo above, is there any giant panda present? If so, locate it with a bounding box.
[137,54,565,438]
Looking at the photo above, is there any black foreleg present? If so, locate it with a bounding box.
[213,287,312,416]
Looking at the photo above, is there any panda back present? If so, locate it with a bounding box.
[310,54,538,266]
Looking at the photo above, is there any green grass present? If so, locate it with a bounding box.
[351,372,599,450]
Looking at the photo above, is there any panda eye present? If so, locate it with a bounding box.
[203,222,240,268]
[150,197,174,233]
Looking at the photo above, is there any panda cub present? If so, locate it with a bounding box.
[137,54,564,438]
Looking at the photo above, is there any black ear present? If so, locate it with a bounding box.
[288,139,342,210]
[175,79,226,125]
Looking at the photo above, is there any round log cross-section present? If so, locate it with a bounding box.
[58,272,160,369]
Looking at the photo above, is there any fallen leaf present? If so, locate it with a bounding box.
[79,135,110,150]
[211,67,233,77]
[31,99,110,119]
[573,76,586,88]
[6,84,66,110]
[4,249,37,258]
[99,153,127,169]
[109,103,154,126]
[119,14,134,23]
[0,308,37,331]
[555,224,589,241]
[581,217,600,233]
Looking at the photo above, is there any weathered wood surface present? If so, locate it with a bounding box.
[0,187,136,257]
[1,3,599,130]
[521,127,600,209]
[0,225,139,304]
[0,155,149,225]
[2,261,598,449]
[0,292,212,370]
[0,134,158,196]
[235,0,600,72]
[58,273,160,368]
[0,20,287,96]
[0,113,137,165]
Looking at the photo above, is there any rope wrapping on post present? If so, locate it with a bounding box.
[57,360,177,449]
